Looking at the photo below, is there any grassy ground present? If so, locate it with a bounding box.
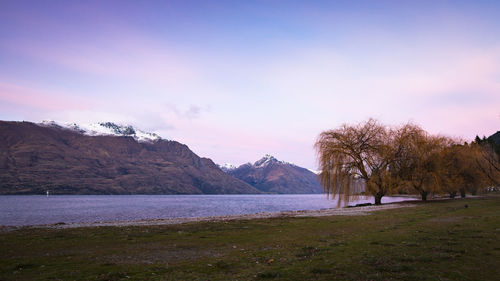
[0,194,499,281]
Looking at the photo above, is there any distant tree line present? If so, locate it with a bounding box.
[315,119,500,205]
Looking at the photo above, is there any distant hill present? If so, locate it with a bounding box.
[486,131,500,159]
[487,131,500,145]
[0,121,260,195]
[223,155,323,194]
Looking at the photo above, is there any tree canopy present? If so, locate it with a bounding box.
[315,119,499,205]
[315,119,399,205]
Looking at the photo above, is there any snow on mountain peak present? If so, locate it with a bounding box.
[40,121,162,142]
[253,154,290,168]
[217,155,304,173]
[217,163,237,172]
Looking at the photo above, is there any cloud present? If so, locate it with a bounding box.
[259,44,500,129]
[163,103,210,120]
[420,103,500,140]
[0,81,91,111]
[1,34,200,87]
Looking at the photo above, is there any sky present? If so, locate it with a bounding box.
[1,0,499,170]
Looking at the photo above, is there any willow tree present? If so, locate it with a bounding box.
[436,145,464,198]
[315,119,400,205]
[438,143,496,198]
[394,124,451,201]
[474,142,500,187]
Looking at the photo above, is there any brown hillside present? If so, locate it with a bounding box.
[0,121,259,195]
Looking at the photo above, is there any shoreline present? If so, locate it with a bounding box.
[2,200,419,231]
[1,195,496,280]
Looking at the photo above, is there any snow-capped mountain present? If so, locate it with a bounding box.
[223,154,322,194]
[217,155,292,172]
[1,120,259,195]
[218,163,237,172]
[253,154,292,168]
[41,121,161,142]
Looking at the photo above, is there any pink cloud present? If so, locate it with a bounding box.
[0,81,92,111]
[1,34,200,86]
[418,104,500,141]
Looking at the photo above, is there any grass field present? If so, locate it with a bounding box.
[1,194,499,280]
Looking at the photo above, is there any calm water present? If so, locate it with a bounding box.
[0,194,416,226]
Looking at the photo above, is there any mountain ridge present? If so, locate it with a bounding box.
[488,131,500,145]
[40,120,161,142]
[222,154,323,194]
[0,121,259,195]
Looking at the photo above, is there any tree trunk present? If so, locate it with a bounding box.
[460,189,466,198]
[421,191,428,201]
[374,192,383,205]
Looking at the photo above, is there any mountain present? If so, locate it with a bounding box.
[486,131,500,159]
[217,163,237,173]
[40,121,161,142]
[0,121,260,195]
[224,154,323,194]
[488,131,500,145]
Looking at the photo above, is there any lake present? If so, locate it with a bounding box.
[0,194,416,226]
